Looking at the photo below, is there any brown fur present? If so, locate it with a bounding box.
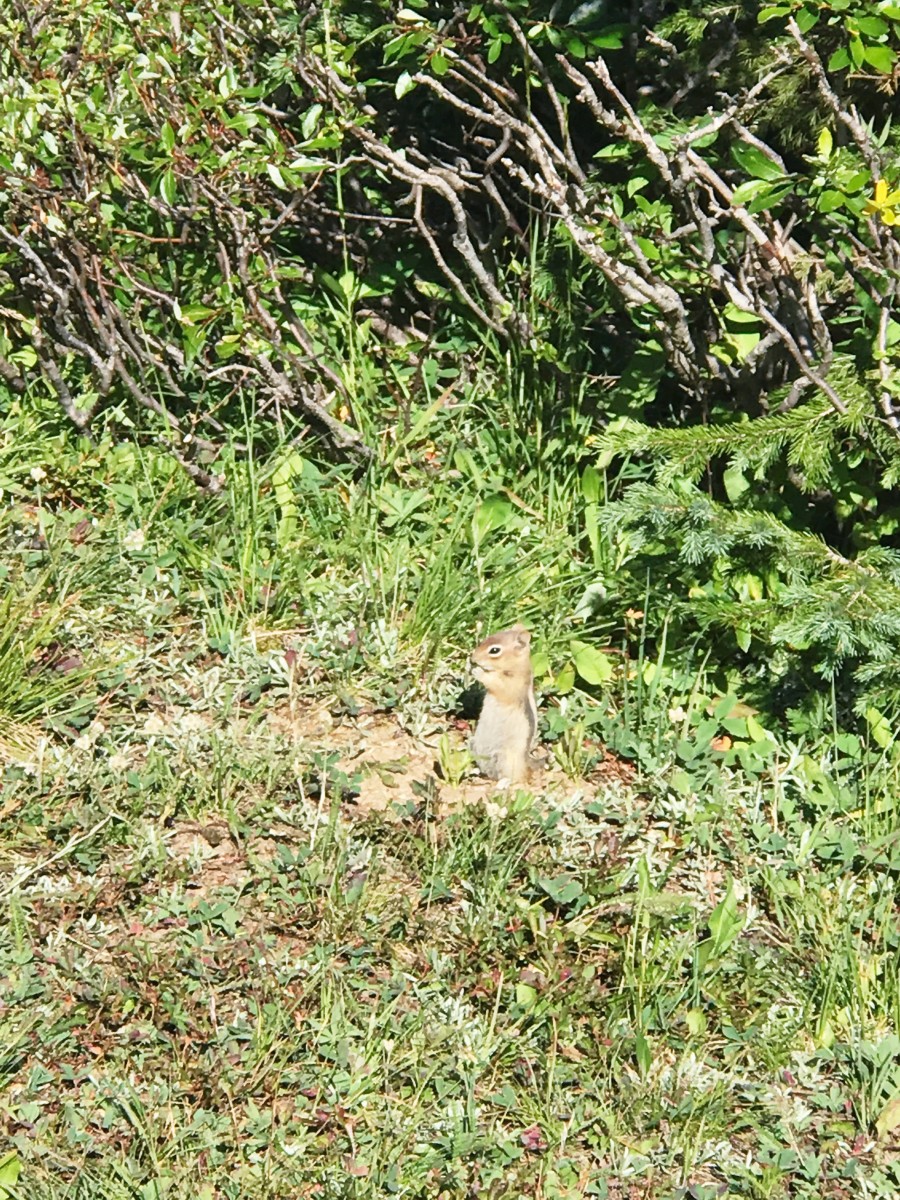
[469,624,538,784]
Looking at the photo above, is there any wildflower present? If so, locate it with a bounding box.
[143,713,166,736]
[75,719,106,749]
[865,178,900,225]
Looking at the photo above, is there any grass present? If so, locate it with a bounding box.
[3,391,900,1199]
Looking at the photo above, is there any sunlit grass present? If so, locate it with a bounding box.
[2,390,900,1198]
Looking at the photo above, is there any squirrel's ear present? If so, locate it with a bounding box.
[511,624,531,647]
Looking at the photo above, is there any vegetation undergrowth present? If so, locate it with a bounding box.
[3,381,900,1200]
[4,0,900,1192]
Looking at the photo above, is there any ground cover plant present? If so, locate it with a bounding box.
[3,388,900,1200]
[3,0,900,1197]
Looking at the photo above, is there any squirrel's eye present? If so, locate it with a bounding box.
[488,645,502,656]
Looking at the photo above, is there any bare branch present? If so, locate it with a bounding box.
[876,306,900,433]
[787,17,881,177]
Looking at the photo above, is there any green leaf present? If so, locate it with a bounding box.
[745,182,794,214]
[530,648,550,677]
[865,45,896,73]
[223,112,258,135]
[431,51,449,75]
[724,302,763,352]
[218,67,237,98]
[395,70,416,98]
[722,304,760,326]
[301,104,323,139]
[723,462,750,501]
[571,640,613,685]
[866,706,893,749]
[686,1008,707,1036]
[697,878,745,970]
[581,465,602,503]
[472,494,514,540]
[538,873,584,905]
[286,157,328,174]
[159,170,177,206]
[708,883,743,948]
[758,5,791,20]
[746,715,769,743]
[718,311,756,354]
[613,343,665,410]
[723,328,762,360]
[850,35,865,67]
[828,47,850,70]
[266,163,288,190]
[856,16,889,36]
[177,304,217,325]
[554,661,576,694]
[0,1151,20,1199]
[731,141,783,181]
[376,484,431,530]
[795,6,819,32]
[817,127,833,161]
[590,29,625,48]
[160,121,175,152]
[817,189,847,213]
[730,178,772,206]
[515,981,537,1009]
[634,235,660,260]
[384,30,428,61]
[487,36,505,63]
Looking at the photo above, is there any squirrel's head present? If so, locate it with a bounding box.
[470,623,533,690]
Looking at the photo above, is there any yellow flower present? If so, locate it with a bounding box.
[865,178,900,225]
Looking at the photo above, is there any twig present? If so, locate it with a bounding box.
[1,811,123,899]
[876,306,900,434]
[787,17,882,178]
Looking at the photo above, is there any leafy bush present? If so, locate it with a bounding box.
[4,0,900,730]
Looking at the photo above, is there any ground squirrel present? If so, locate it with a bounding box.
[469,623,538,784]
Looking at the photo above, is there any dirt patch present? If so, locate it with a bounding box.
[307,711,639,820]
[165,822,250,894]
